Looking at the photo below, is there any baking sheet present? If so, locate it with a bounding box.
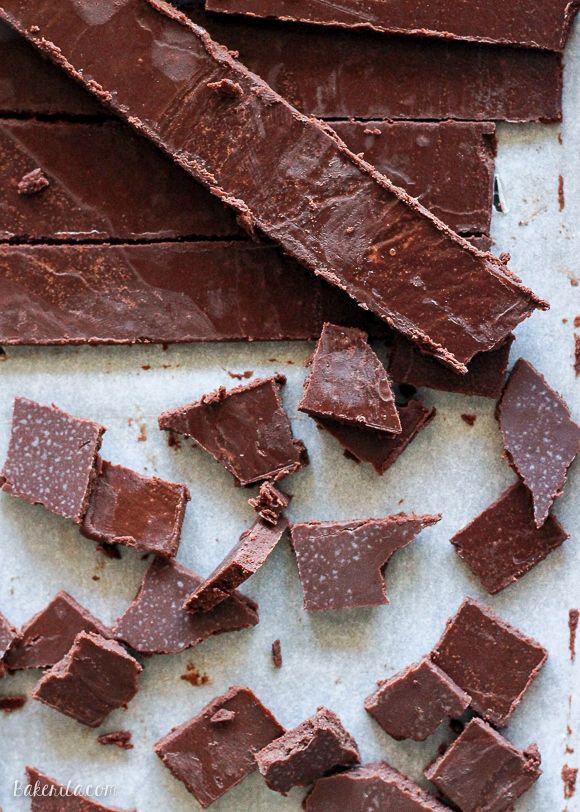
[0,25,579,812]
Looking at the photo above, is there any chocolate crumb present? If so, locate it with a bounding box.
[167,431,182,450]
[180,662,211,687]
[92,575,100,581]
[559,175,566,211]
[571,278,579,287]
[0,694,27,713]
[207,78,243,98]
[17,167,49,196]
[226,370,254,380]
[97,730,134,750]
[137,423,147,442]
[461,414,477,426]
[569,609,579,661]
[142,364,151,371]
[272,639,282,668]
[575,336,580,376]
[210,708,236,724]
[574,317,580,328]
[562,765,577,799]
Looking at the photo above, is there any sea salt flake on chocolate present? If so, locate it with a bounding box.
[26,766,135,811]
[0,611,17,660]
[247,481,290,525]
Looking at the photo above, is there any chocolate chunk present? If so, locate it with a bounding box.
[113,558,258,655]
[155,686,284,808]
[365,658,470,741]
[159,377,306,486]
[25,767,134,811]
[271,639,283,668]
[424,718,542,812]
[80,460,190,558]
[5,591,110,671]
[497,358,580,526]
[305,761,450,811]
[0,397,105,523]
[0,694,27,712]
[431,598,547,727]
[317,398,435,475]
[0,0,545,371]
[299,324,401,433]
[388,334,514,398]
[97,730,134,750]
[290,514,440,611]
[32,631,141,727]
[16,167,49,196]
[255,706,359,794]
[451,482,569,594]
[248,482,290,525]
[0,611,17,660]
[184,517,289,612]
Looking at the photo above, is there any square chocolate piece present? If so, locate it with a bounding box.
[0,611,17,659]
[155,686,284,808]
[0,397,105,522]
[80,459,190,557]
[424,718,541,812]
[26,766,135,811]
[431,598,547,727]
[32,631,141,727]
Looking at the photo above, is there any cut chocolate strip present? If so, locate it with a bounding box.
[424,718,542,812]
[5,591,110,671]
[155,686,284,808]
[290,514,440,611]
[158,376,307,486]
[365,658,470,742]
[299,324,401,433]
[185,518,288,611]
[0,397,105,523]
[248,482,290,525]
[26,767,135,811]
[0,0,545,370]
[256,706,359,794]
[305,761,450,811]
[0,611,17,660]
[114,558,258,654]
[496,358,580,526]
[32,631,141,728]
[80,460,190,558]
[431,597,547,727]
[451,482,569,594]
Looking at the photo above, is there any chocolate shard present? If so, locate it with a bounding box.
[271,639,283,668]
[80,459,190,558]
[96,730,134,750]
[0,611,18,660]
[364,658,471,742]
[113,558,258,655]
[255,706,360,794]
[299,323,401,433]
[155,686,284,808]
[0,397,105,523]
[184,517,289,612]
[248,482,290,525]
[5,591,111,671]
[0,0,546,371]
[304,761,450,811]
[431,597,547,727]
[451,482,569,595]
[32,631,141,728]
[424,718,542,812]
[496,358,580,527]
[158,376,307,486]
[290,514,440,611]
[25,767,135,811]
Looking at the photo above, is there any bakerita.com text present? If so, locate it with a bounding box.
[14,779,117,799]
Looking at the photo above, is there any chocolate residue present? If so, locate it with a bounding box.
[575,336,580,377]
[226,369,254,381]
[180,663,211,687]
[0,694,27,713]
[558,175,566,211]
[272,639,282,668]
[461,414,477,426]
[17,168,49,196]
[97,730,134,750]
[562,765,577,799]
[137,423,147,442]
[569,609,579,661]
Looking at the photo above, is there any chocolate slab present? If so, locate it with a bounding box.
[5,591,110,671]
[290,515,440,611]
[32,632,141,728]
[388,334,515,399]
[155,686,284,808]
[185,517,288,612]
[158,376,306,486]
[451,482,569,594]
[317,398,436,475]
[0,1,546,371]
[365,658,471,742]
[26,767,135,811]
[255,706,359,794]
[248,482,290,525]
[0,397,105,523]
[496,358,580,526]
[0,611,17,660]
[299,324,401,433]
[424,718,542,812]
[305,761,450,811]
[80,460,190,558]
[114,558,258,655]
[431,597,547,727]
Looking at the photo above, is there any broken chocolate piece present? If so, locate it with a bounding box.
[305,761,450,811]
[497,358,580,526]
[290,514,440,611]
[158,377,306,486]
[271,639,283,668]
[155,686,284,808]
[17,167,49,196]
[0,612,17,660]
[256,706,359,794]
[97,730,134,750]
[451,482,568,594]
[431,597,547,727]
[0,397,105,523]
[5,591,110,671]
[299,324,400,433]
[114,558,258,655]
[248,482,290,525]
[424,718,542,812]
[32,631,141,727]
[184,517,289,612]
[0,693,27,712]
[26,767,134,811]
[80,460,190,558]
[365,658,470,741]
